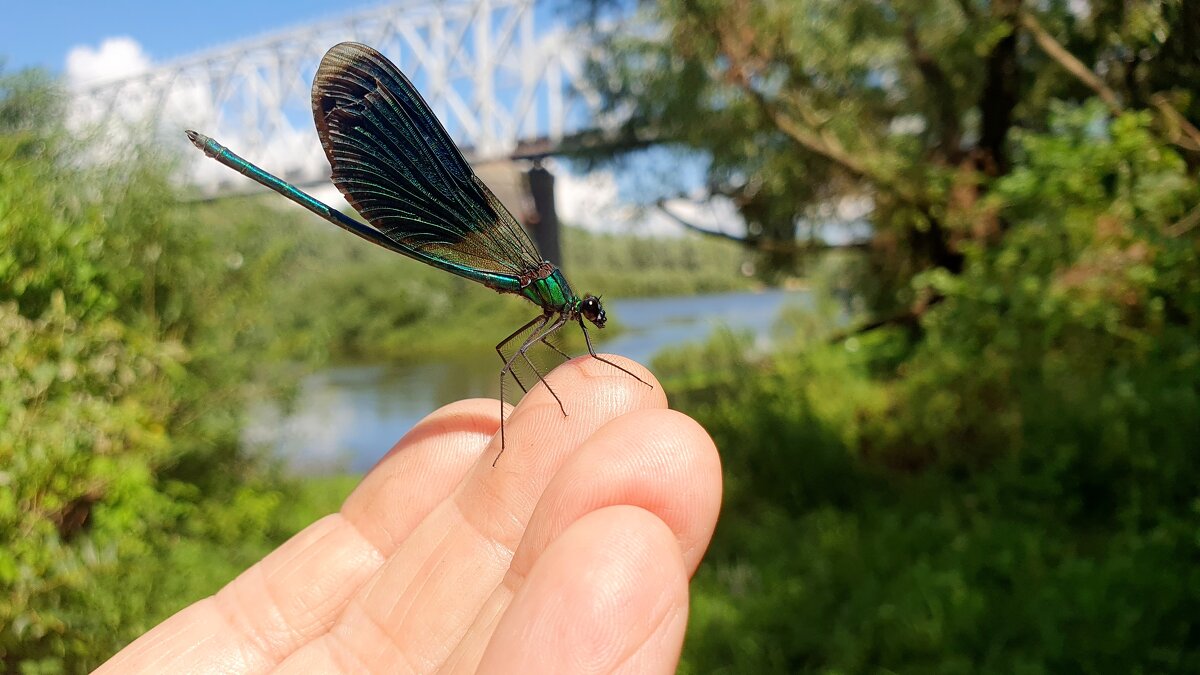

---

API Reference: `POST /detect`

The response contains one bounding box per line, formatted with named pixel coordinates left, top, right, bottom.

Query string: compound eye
left=580, top=295, right=606, bottom=326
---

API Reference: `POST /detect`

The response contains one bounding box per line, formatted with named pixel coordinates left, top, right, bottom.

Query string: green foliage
left=586, top=7, right=1200, bottom=665
left=0, top=71, right=309, bottom=672
left=277, top=475, right=360, bottom=533
left=662, top=103, right=1200, bottom=672
left=896, top=105, right=1200, bottom=475
left=564, top=225, right=753, bottom=297
left=0, top=65, right=754, bottom=671
left=585, top=0, right=1200, bottom=309
left=6, top=3, right=1200, bottom=668
left=207, top=196, right=753, bottom=363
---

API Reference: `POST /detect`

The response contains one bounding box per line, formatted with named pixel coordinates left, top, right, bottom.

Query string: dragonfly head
left=579, top=294, right=606, bottom=328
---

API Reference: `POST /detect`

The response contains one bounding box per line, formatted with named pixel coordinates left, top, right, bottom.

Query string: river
left=247, top=287, right=808, bottom=473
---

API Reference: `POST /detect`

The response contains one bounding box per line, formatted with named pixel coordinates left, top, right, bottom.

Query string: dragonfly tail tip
left=184, top=129, right=205, bottom=149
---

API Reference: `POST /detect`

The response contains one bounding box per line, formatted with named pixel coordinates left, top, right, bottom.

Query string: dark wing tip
left=312, top=42, right=388, bottom=107
left=325, top=41, right=376, bottom=58
left=311, top=42, right=388, bottom=153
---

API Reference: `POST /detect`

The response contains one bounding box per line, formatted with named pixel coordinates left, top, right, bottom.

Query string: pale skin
left=98, top=355, right=723, bottom=674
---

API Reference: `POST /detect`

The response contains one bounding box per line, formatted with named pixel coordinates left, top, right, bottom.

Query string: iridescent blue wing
left=312, top=41, right=545, bottom=278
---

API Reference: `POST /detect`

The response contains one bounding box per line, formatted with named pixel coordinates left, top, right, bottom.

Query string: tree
left=591, top=5, right=1200, bottom=671
left=583, top=0, right=1200, bottom=316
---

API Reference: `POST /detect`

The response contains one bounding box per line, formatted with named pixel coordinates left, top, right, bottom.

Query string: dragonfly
left=186, top=41, right=649, bottom=461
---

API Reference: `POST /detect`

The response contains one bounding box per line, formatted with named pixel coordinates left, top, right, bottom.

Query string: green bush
left=667, top=104, right=1200, bottom=673
left=0, top=71, right=303, bottom=672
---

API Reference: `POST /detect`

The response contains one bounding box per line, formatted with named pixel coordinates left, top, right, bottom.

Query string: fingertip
left=568, top=353, right=661, bottom=394
left=522, top=353, right=664, bottom=419
left=489, top=354, right=665, bottom=474
left=422, top=397, right=507, bottom=436
left=511, top=407, right=722, bottom=579
left=595, top=407, right=720, bottom=475
left=480, top=506, right=688, bottom=674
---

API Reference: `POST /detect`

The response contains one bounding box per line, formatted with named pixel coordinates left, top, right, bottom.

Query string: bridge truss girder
left=72, top=0, right=605, bottom=196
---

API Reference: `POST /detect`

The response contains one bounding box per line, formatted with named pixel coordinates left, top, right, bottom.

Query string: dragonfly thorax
left=517, top=268, right=605, bottom=327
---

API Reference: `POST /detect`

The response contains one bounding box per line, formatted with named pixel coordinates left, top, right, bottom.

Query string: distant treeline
left=186, top=194, right=757, bottom=364
left=564, top=226, right=757, bottom=299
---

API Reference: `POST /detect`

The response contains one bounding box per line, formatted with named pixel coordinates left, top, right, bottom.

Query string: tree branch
left=654, top=199, right=871, bottom=254
left=672, top=0, right=928, bottom=208
left=1165, top=202, right=1200, bottom=238
left=1150, top=94, right=1200, bottom=153
left=902, top=15, right=961, bottom=155
left=1021, top=10, right=1200, bottom=153
left=1019, top=10, right=1122, bottom=115
left=654, top=199, right=747, bottom=244
left=825, top=294, right=944, bottom=344
left=700, top=20, right=929, bottom=210
left=676, top=0, right=961, bottom=272
left=978, top=1, right=1021, bottom=176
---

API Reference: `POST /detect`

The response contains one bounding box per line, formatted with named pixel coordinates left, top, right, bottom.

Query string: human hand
left=98, top=355, right=722, bottom=674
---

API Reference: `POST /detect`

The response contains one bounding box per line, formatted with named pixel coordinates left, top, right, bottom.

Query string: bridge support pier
left=525, top=162, right=562, bottom=267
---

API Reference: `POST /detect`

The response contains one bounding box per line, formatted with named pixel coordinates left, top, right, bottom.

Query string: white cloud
left=64, top=36, right=276, bottom=193
left=66, top=38, right=163, bottom=139
left=553, top=162, right=747, bottom=237
left=66, top=36, right=151, bottom=88
left=555, top=164, right=623, bottom=230
left=66, top=38, right=333, bottom=198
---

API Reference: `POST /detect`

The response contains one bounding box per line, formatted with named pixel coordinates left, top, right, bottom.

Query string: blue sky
left=2, top=0, right=382, bottom=74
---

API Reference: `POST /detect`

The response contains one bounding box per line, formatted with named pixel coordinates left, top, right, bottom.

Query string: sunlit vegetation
left=584, top=0, right=1200, bottom=670
left=666, top=109, right=1200, bottom=671
left=183, top=196, right=753, bottom=364
left=0, top=68, right=752, bottom=671
left=5, top=0, right=1200, bottom=670
left=1, top=70, right=301, bottom=669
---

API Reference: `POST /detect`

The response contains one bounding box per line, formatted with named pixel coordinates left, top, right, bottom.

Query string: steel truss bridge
left=71, top=0, right=609, bottom=197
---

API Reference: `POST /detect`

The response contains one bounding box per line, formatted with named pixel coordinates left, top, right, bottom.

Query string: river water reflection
left=250, top=288, right=808, bottom=473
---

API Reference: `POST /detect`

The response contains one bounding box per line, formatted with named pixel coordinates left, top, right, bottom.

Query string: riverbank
left=250, top=288, right=811, bottom=474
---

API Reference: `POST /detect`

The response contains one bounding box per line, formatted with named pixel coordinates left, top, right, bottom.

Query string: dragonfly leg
left=578, top=318, right=654, bottom=388
left=509, top=315, right=569, bottom=403
left=517, top=350, right=551, bottom=401
left=496, top=314, right=549, bottom=395
left=502, top=313, right=570, bottom=417
left=539, top=335, right=574, bottom=361
left=494, top=313, right=569, bottom=464
left=495, top=313, right=549, bottom=457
